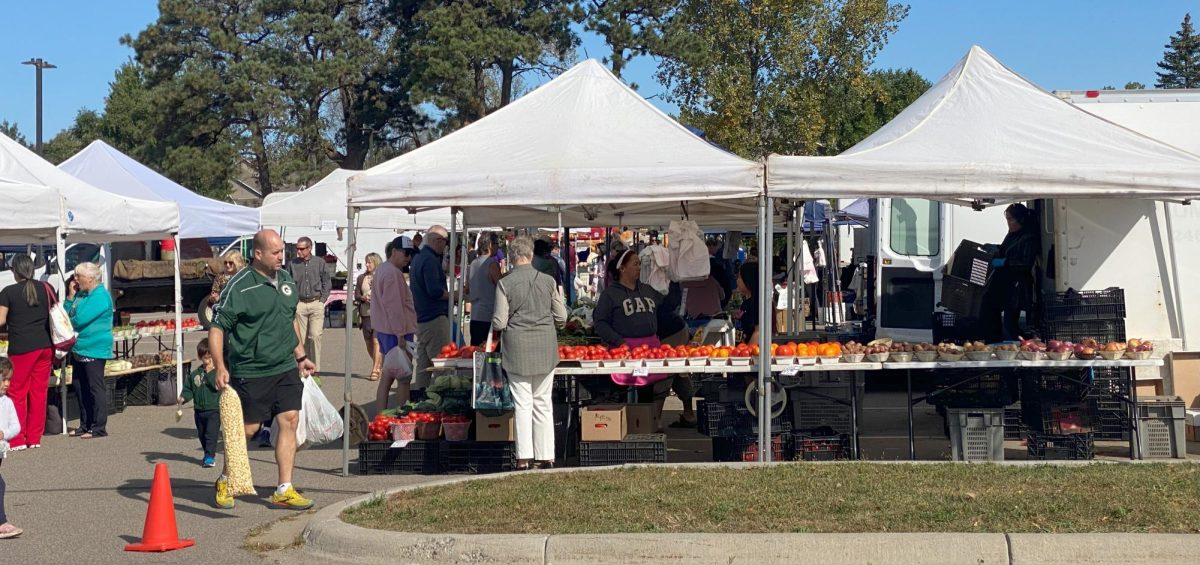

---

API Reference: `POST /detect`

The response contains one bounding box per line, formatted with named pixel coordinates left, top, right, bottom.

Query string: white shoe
left=8, top=445, right=26, bottom=452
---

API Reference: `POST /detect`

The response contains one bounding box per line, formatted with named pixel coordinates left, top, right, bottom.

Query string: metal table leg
left=1129, top=367, right=1140, bottom=460
left=907, top=369, right=915, bottom=460
left=850, top=371, right=860, bottom=460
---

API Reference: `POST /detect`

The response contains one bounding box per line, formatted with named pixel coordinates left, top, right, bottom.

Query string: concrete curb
left=303, top=463, right=1200, bottom=564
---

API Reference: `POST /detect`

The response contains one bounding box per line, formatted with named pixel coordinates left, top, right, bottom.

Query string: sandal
left=0, top=523, right=22, bottom=539
left=535, top=460, right=555, bottom=470
left=515, top=459, right=533, bottom=471
left=79, top=433, right=94, bottom=439
left=70, top=428, right=90, bottom=437
left=368, top=370, right=381, bottom=382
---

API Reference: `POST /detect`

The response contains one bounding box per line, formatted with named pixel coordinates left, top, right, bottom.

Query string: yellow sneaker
left=214, top=477, right=235, bottom=509
left=270, top=485, right=314, bottom=510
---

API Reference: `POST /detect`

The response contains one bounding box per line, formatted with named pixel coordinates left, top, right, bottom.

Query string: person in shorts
left=209, top=229, right=317, bottom=510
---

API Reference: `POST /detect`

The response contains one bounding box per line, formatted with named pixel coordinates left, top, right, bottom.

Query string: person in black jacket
left=980, top=203, right=1040, bottom=342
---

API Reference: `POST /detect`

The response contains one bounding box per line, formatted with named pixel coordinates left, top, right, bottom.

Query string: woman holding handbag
left=491, top=237, right=568, bottom=470
left=0, top=255, right=54, bottom=450
left=64, top=262, right=114, bottom=439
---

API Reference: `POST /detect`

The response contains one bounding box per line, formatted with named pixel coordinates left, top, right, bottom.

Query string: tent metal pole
left=173, top=233, right=184, bottom=411
left=756, top=196, right=774, bottom=461
left=458, top=217, right=469, bottom=342
left=1165, top=204, right=1189, bottom=350
left=342, top=207, right=358, bottom=477
left=447, top=208, right=459, bottom=344
left=786, top=207, right=794, bottom=335
left=56, top=227, right=68, bottom=435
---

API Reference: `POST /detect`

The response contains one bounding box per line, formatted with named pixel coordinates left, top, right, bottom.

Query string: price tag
left=632, top=366, right=650, bottom=377
left=390, top=440, right=411, bottom=449
left=782, top=365, right=801, bottom=377
left=320, top=220, right=338, bottom=232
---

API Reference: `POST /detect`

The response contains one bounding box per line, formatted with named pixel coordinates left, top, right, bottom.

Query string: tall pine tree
left=1156, top=13, right=1200, bottom=88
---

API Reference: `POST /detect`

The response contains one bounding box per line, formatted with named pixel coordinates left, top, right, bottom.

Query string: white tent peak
left=59, top=140, right=258, bottom=239
left=0, top=132, right=180, bottom=241
left=261, top=167, right=450, bottom=231
left=349, top=58, right=762, bottom=210
left=768, top=45, right=1200, bottom=200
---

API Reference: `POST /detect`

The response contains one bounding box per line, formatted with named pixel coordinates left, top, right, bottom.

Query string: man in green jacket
left=209, top=229, right=316, bottom=510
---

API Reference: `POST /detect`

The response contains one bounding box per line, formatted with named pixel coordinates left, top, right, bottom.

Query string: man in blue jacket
left=409, top=224, right=451, bottom=393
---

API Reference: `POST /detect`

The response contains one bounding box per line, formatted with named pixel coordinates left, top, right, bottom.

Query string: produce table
left=430, top=357, right=1165, bottom=461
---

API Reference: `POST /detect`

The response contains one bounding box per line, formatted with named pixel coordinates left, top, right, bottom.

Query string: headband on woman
left=617, top=249, right=633, bottom=270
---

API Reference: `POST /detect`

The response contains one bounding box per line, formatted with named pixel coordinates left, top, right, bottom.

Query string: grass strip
left=343, top=463, right=1200, bottom=534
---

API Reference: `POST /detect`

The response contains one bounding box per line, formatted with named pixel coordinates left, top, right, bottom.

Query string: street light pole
left=21, top=58, right=56, bottom=155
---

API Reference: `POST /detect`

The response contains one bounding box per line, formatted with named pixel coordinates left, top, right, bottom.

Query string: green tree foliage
left=826, top=68, right=930, bottom=153
left=656, top=0, right=908, bottom=159
left=1156, top=13, right=1200, bottom=88
left=0, top=121, right=29, bottom=147
left=1124, top=81, right=1146, bottom=90
left=584, top=0, right=681, bottom=81
left=407, top=0, right=581, bottom=127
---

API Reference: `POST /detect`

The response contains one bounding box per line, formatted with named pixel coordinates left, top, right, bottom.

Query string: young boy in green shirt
left=179, top=338, right=221, bottom=467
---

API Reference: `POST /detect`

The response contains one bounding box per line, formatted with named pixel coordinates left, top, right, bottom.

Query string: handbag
left=472, top=316, right=514, bottom=411
left=43, top=282, right=77, bottom=358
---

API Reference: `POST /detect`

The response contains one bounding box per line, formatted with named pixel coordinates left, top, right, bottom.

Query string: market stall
left=0, top=132, right=182, bottom=433
left=345, top=58, right=766, bottom=474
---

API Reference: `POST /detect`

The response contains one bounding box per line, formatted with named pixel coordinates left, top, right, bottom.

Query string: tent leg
left=57, top=228, right=68, bottom=435
left=447, top=208, right=459, bottom=344
left=757, top=196, right=774, bottom=461
left=342, top=208, right=358, bottom=477
left=1165, top=205, right=1189, bottom=350
left=173, top=233, right=184, bottom=414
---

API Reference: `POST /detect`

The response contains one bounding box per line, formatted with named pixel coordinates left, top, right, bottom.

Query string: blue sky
left=0, top=1, right=1196, bottom=142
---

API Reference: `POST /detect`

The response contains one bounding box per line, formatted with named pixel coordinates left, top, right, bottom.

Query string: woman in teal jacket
left=64, top=262, right=114, bottom=439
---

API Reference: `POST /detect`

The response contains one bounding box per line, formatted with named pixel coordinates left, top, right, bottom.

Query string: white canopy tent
left=0, top=180, right=64, bottom=243
left=340, top=59, right=769, bottom=472
left=59, top=140, right=258, bottom=239
left=768, top=46, right=1200, bottom=203
left=260, top=168, right=452, bottom=231
left=1, top=133, right=184, bottom=435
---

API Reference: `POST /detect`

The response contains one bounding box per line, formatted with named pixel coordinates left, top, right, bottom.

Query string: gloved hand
left=990, top=258, right=1006, bottom=267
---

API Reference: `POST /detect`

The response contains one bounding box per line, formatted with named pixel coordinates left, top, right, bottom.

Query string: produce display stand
left=113, top=327, right=203, bottom=359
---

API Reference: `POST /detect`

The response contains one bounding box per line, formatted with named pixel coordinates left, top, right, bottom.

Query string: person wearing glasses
left=210, top=251, right=247, bottom=305
left=409, top=225, right=451, bottom=394
left=286, top=237, right=331, bottom=373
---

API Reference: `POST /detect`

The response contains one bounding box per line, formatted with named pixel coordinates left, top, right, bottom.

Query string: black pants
left=72, top=357, right=108, bottom=436
left=0, top=460, right=7, bottom=524
left=194, top=409, right=221, bottom=457
left=470, top=320, right=491, bottom=347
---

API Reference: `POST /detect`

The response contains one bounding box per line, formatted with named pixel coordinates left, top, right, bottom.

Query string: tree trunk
left=500, top=59, right=514, bottom=107
left=248, top=111, right=273, bottom=195
left=338, top=87, right=370, bottom=170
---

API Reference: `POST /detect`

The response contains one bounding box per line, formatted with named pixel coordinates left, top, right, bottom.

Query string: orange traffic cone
left=125, top=463, right=196, bottom=552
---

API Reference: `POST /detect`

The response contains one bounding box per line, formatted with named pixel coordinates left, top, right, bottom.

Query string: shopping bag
left=44, top=282, right=77, bottom=358
left=300, top=376, right=343, bottom=446
left=381, top=346, right=412, bottom=382
left=472, top=333, right=513, bottom=410
left=219, top=388, right=256, bottom=496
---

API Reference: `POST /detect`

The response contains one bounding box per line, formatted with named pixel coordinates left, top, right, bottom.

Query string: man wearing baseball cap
left=409, top=225, right=451, bottom=394
left=370, top=236, right=418, bottom=409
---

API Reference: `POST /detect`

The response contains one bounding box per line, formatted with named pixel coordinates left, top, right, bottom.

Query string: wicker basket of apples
left=1124, top=339, right=1153, bottom=360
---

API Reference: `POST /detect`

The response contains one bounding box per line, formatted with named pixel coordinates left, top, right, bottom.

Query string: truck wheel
left=198, top=295, right=216, bottom=329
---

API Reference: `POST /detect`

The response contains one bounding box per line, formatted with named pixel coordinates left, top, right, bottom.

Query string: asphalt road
left=1, top=326, right=425, bottom=564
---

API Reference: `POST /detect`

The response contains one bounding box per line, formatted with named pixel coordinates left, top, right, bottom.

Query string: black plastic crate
left=106, top=378, right=125, bottom=415
left=927, top=372, right=1012, bottom=408
left=553, top=374, right=578, bottom=404
left=793, top=427, right=851, bottom=461
left=1027, top=431, right=1094, bottom=460
left=697, top=378, right=724, bottom=399
left=1004, top=403, right=1023, bottom=440
left=119, top=372, right=156, bottom=406
left=356, top=440, right=441, bottom=475
left=1043, top=288, right=1126, bottom=323
left=553, top=402, right=579, bottom=460
left=579, top=434, right=666, bottom=466
left=711, top=433, right=788, bottom=462
left=941, top=275, right=984, bottom=318
left=700, top=400, right=791, bottom=438
left=948, top=240, right=994, bottom=286
left=790, top=386, right=860, bottom=433
left=1042, top=319, right=1125, bottom=345
left=440, top=441, right=516, bottom=474
left=1024, top=372, right=1091, bottom=404
left=933, top=311, right=980, bottom=345
left=1039, top=403, right=1092, bottom=435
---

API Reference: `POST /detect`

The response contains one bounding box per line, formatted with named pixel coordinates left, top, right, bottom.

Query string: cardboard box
left=475, top=411, right=514, bottom=442
left=580, top=404, right=627, bottom=442
left=626, top=404, right=658, bottom=435
left=1169, top=352, right=1200, bottom=408
left=1136, top=380, right=1164, bottom=398
left=1187, top=424, right=1199, bottom=443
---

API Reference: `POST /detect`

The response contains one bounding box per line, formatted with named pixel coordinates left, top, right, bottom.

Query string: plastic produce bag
left=300, top=376, right=343, bottom=446
left=219, top=388, right=255, bottom=496
left=382, top=346, right=412, bottom=382
left=473, top=349, right=514, bottom=411
left=667, top=220, right=711, bottom=282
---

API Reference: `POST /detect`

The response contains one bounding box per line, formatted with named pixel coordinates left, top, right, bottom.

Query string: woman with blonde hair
left=209, top=250, right=246, bottom=304
left=356, top=252, right=385, bottom=380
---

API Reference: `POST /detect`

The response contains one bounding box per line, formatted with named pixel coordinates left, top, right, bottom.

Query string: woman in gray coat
left=491, top=236, right=568, bottom=469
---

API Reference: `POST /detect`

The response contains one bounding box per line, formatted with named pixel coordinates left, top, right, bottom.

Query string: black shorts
left=231, top=368, right=303, bottom=424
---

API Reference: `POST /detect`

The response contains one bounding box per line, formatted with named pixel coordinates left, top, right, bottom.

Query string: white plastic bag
left=271, top=376, right=344, bottom=449
left=301, top=376, right=343, bottom=446
left=382, top=346, right=412, bottom=382
left=667, top=220, right=711, bottom=282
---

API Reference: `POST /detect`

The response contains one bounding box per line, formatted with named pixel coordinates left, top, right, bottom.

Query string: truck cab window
left=65, top=243, right=102, bottom=272
left=889, top=198, right=940, bottom=257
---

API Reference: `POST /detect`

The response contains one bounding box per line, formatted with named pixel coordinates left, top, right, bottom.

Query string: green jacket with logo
left=212, top=267, right=300, bottom=379
left=182, top=366, right=221, bottom=411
